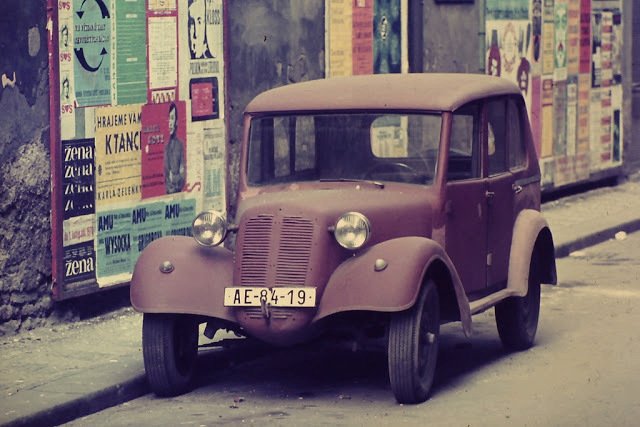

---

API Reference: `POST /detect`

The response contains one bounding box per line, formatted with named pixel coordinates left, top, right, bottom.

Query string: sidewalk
left=2, top=177, right=640, bottom=427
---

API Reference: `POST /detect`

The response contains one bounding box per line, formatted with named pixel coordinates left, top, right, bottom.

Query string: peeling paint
left=28, top=26, right=41, bottom=57
left=1, top=72, right=17, bottom=88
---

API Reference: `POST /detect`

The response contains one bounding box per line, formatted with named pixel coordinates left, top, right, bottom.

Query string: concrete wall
left=225, top=1, right=325, bottom=216
left=0, top=0, right=53, bottom=335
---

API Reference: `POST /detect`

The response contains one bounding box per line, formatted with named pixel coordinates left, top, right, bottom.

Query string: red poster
left=579, top=0, right=591, bottom=74
left=352, top=0, right=373, bottom=75
left=141, top=101, right=187, bottom=198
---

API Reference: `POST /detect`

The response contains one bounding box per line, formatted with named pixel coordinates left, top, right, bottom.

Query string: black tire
left=495, top=251, right=541, bottom=351
left=142, top=313, right=199, bottom=396
left=388, top=280, right=440, bottom=404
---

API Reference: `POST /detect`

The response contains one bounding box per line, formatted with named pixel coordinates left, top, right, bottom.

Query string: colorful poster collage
left=326, top=0, right=407, bottom=77
left=486, top=0, right=623, bottom=188
left=56, top=0, right=226, bottom=292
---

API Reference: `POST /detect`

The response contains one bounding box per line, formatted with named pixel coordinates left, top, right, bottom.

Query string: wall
left=0, top=0, right=53, bottom=334
left=225, top=0, right=325, bottom=216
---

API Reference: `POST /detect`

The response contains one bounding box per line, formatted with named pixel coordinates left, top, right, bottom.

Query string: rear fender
left=507, top=209, right=558, bottom=296
left=314, top=236, right=472, bottom=336
left=130, top=236, right=235, bottom=322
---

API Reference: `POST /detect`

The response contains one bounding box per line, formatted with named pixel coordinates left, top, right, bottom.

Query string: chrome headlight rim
left=192, top=210, right=228, bottom=247
left=333, top=211, right=371, bottom=250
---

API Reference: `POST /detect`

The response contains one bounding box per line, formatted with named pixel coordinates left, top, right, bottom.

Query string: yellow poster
left=328, top=0, right=353, bottom=77
left=95, top=105, right=143, bottom=208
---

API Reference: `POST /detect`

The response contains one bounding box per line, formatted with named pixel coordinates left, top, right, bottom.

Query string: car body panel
left=130, top=236, right=235, bottom=322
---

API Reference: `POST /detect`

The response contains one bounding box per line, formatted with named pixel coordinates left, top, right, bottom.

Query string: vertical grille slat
left=240, top=215, right=273, bottom=286
left=276, top=217, right=314, bottom=286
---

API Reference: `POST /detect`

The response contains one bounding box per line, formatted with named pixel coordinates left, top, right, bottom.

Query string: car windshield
left=247, top=113, right=442, bottom=186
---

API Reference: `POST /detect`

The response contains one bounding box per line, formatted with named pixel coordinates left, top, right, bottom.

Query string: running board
left=468, top=288, right=522, bottom=315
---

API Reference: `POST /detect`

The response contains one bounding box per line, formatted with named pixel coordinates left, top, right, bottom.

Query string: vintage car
left=131, top=73, right=557, bottom=404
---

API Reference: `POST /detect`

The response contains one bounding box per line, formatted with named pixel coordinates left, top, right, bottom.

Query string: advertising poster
left=62, top=138, right=95, bottom=220
left=611, top=85, right=622, bottom=163
left=113, top=0, right=147, bottom=105
left=187, top=0, right=223, bottom=61
left=147, top=15, right=178, bottom=103
left=163, top=199, right=197, bottom=237
left=62, top=214, right=96, bottom=287
left=96, top=208, right=132, bottom=284
left=373, top=0, right=401, bottom=74
left=73, top=0, right=111, bottom=107
left=141, top=101, right=187, bottom=198
left=576, top=73, right=590, bottom=179
left=531, top=0, right=542, bottom=73
left=327, top=0, right=406, bottom=77
left=591, top=10, right=602, bottom=88
left=541, top=0, right=555, bottom=76
left=566, top=0, right=580, bottom=76
left=59, top=3, right=77, bottom=139
left=130, top=202, right=165, bottom=265
left=64, top=240, right=97, bottom=286
left=600, top=11, right=613, bottom=87
left=352, top=0, right=374, bottom=75
left=541, top=76, right=554, bottom=158
left=327, top=0, right=353, bottom=77
left=552, top=80, right=567, bottom=157
left=94, top=105, right=142, bottom=208
left=611, top=10, right=622, bottom=84
left=579, top=0, right=591, bottom=75
left=600, top=87, right=612, bottom=164
left=202, top=125, right=226, bottom=211
left=553, top=0, right=567, bottom=82
left=589, top=88, right=602, bottom=169
left=190, top=77, right=219, bottom=121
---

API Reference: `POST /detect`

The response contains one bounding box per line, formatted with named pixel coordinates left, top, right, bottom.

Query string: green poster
left=163, top=199, right=197, bottom=237
left=96, top=208, right=132, bottom=279
left=114, top=0, right=147, bottom=105
left=130, top=202, right=165, bottom=264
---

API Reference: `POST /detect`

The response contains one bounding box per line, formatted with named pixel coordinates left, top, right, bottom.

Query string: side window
left=486, top=98, right=507, bottom=176
left=448, top=103, right=480, bottom=181
left=273, top=117, right=290, bottom=177
left=295, top=116, right=315, bottom=171
left=507, top=98, right=526, bottom=169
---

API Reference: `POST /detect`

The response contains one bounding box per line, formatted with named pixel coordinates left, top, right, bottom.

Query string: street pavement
left=2, top=176, right=640, bottom=427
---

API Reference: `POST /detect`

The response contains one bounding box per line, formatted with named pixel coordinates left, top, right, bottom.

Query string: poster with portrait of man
left=141, top=101, right=188, bottom=199
left=187, top=0, right=223, bottom=60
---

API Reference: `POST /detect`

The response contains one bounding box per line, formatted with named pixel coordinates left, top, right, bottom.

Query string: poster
left=96, top=208, right=132, bottom=284
left=190, top=77, right=219, bottom=121
left=373, top=0, right=401, bottom=74
left=141, top=101, right=187, bottom=198
left=163, top=199, right=197, bottom=237
left=73, top=0, right=111, bottom=107
left=113, top=0, right=147, bottom=105
left=130, top=202, right=165, bottom=264
left=566, top=0, right=580, bottom=76
left=148, top=15, right=178, bottom=102
left=352, top=0, right=374, bottom=75
left=62, top=138, right=95, bottom=219
left=202, top=125, right=226, bottom=210
left=327, top=0, right=406, bottom=77
left=64, top=240, right=97, bottom=286
left=95, top=105, right=142, bottom=207
left=553, top=0, right=567, bottom=82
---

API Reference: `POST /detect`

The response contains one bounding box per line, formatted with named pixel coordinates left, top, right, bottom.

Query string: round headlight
left=192, top=210, right=227, bottom=247
left=334, top=212, right=371, bottom=250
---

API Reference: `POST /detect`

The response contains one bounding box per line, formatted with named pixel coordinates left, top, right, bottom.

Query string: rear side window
left=508, top=98, right=526, bottom=169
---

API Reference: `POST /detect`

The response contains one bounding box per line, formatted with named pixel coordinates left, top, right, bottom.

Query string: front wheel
left=388, top=280, right=440, bottom=404
left=142, top=313, right=199, bottom=396
left=495, top=251, right=541, bottom=350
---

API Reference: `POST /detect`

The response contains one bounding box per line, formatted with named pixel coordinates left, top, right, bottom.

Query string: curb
left=3, top=375, right=149, bottom=427
left=553, top=218, right=640, bottom=258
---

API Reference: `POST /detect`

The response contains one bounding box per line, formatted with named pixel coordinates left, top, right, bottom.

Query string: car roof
left=245, top=73, right=521, bottom=114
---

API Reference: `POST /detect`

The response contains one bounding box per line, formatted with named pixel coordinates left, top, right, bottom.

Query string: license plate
left=223, top=287, right=316, bottom=307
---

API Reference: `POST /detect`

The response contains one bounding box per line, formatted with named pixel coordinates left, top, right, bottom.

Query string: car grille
left=239, top=214, right=314, bottom=320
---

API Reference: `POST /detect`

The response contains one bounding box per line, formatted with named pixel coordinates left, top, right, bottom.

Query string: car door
left=443, top=103, right=488, bottom=295
left=485, top=97, right=515, bottom=289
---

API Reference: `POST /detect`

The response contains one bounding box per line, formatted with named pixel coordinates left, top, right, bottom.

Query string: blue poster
left=73, top=0, right=111, bottom=106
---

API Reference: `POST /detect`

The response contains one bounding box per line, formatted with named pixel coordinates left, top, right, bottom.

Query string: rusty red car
left=131, top=73, right=557, bottom=404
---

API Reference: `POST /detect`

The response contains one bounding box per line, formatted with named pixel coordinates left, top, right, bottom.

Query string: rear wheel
left=495, top=251, right=541, bottom=350
left=388, top=280, right=440, bottom=404
left=143, top=313, right=199, bottom=396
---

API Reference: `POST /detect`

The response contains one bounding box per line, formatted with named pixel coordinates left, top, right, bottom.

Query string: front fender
left=314, top=236, right=471, bottom=335
left=130, top=236, right=235, bottom=322
left=507, top=209, right=558, bottom=296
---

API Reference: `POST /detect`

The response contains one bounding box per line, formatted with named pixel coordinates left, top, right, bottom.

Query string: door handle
left=513, top=184, right=523, bottom=194
left=485, top=190, right=495, bottom=199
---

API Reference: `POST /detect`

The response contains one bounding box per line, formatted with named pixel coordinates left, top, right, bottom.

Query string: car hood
left=235, top=185, right=435, bottom=244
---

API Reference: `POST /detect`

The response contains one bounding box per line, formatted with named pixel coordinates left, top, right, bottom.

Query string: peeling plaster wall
left=0, top=0, right=53, bottom=335
left=225, top=0, right=325, bottom=216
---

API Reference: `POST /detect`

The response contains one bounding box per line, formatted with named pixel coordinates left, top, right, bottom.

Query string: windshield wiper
left=319, top=178, right=385, bottom=189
